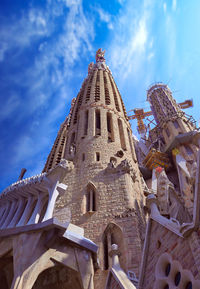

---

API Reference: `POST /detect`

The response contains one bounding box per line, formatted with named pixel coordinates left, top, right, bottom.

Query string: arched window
left=107, top=113, right=114, bottom=142
left=84, top=110, right=88, bottom=135
left=86, top=183, right=97, bottom=213
left=95, top=109, right=101, bottom=136
left=101, top=223, right=126, bottom=270
left=32, top=264, right=82, bottom=289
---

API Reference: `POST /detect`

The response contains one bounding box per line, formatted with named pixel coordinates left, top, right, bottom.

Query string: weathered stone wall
left=50, top=57, right=146, bottom=289
left=142, top=221, right=200, bottom=289
left=54, top=156, right=145, bottom=289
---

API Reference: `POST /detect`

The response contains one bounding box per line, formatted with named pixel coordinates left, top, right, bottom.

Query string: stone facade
left=0, top=49, right=200, bottom=289
left=49, top=49, right=146, bottom=288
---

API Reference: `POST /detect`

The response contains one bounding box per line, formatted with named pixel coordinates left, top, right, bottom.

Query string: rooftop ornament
left=95, top=48, right=105, bottom=62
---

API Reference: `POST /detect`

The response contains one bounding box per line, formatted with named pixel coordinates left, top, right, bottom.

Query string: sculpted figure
left=119, top=159, right=132, bottom=173
left=70, top=144, right=76, bottom=157
left=95, top=48, right=105, bottom=62
left=155, top=167, right=174, bottom=214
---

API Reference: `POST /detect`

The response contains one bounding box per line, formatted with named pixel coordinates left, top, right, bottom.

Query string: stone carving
left=88, top=62, right=94, bottom=74
left=106, top=157, right=117, bottom=173
left=155, top=167, right=174, bottom=214
left=69, top=144, right=76, bottom=157
left=105, top=158, right=137, bottom=181
left=56, top=158, right=74, bottom=172
left=154, top=167, right=190, bottom=223
left=95, top=48, right=105, bottom=62
left=118, top=159, right=137, bottom=181
left=115, top=208, right=136, bottom=219
left=118, top=159, right=132, bottom=173
left=109, top=157, right=117, bottom=168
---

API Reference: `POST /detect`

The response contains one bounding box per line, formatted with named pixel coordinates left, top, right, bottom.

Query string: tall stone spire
left=146, top=83, right=198, bottom=215
left=64, top=49, right=132, bottom=166
left=46, top=49, right=146, bottom=288
left=147, top=83, right=182, bottom=125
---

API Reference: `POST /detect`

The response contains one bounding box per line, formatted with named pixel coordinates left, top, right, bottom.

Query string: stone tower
left=1, top=51, right=200, bottom=289
left=44, top=49, right=146, bottom=288
left=147, top=83, right=199, bottom=214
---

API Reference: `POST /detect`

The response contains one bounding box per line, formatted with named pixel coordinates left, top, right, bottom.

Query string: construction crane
left=128, top=99, right=193, bottom=134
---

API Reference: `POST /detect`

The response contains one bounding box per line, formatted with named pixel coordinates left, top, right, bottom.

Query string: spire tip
left=96, top=48, right=105, bottom=62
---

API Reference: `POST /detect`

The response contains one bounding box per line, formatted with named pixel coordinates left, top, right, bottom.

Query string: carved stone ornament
left=69, top=144, right=76, bottom=157
left=88, top=62, right=94, bottom=74
left=106, top=160, right=117, bottom=173
left=58, top=159, right=74, bottom=171
left=95, top=48, right=105, bottom=62
left=118, top=159, right=132, bottom=173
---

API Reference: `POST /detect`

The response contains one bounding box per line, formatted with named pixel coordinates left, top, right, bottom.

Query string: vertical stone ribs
left=104, top=71, right=110, bottom=105
left=109, top=74, right=128, bottom=119
left=43, top=125, right=67, bottom=172
left=55, top=135, right=66, bottom=165
left=85, top=74, right=93, bottom=103
left=147, top=84, right=182, bottom=125
left=95, top=71, right=100, bottom=102
left=73, top=85, right=86, bottom=125
left=43, top=136, right=59, bottom=172
left=109, top=74, right=120, bottom=112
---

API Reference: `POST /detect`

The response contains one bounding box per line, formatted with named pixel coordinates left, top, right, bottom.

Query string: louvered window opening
left=95, top=71, right=100, bottom=102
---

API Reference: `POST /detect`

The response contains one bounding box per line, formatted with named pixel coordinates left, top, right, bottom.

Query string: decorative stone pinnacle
left=95, top=48, right=105, bottom=63
left=109, top=244, right=121, bottom=257
left=111, top=244, right=118, bottom=251
left=109, top=244, right=121, bottom=267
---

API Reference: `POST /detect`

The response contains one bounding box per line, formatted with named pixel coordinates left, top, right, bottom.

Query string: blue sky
left=0, top=0, right=200, bottom=191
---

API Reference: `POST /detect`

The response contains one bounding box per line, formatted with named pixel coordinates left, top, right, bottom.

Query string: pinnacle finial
left=96, top=48, right=105, bottom=62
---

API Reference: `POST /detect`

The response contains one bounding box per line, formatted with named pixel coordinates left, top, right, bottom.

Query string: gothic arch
left=100, top=222, right=126, bottom=271
left=84, top=182, right=97, bottom=213
left=32, top=263, right=82, bottom=289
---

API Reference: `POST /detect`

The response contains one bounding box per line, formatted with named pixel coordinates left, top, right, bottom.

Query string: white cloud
left=0, top=0, right=94, bottom=114
left=29, top=10, right=47, bottom=29
left=163, top=2, right=167, bottom=13
left=96, top=7, right=114, bottom=30
left=172, top=0, right=177, bottom=11
left=0, top=42, right=8, bottom=61
left=147, top=52, right=154, bottom=61
left=0, top=0, right=95, bottom=178
left=0, top=9, right=50, bottom=62
left=109, top=0, right=153, bottom=81
left=0, top=94, right=20, bottom=121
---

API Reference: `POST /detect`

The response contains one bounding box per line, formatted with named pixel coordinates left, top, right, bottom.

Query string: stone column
left=16, top=196, right=35, bottom=227
left=8, top=198, right=26, bottom=228
left=27, top=193, right=47, bottom=224
left=0, top=202, right=10, bottom=227
left=42, top=181, right=59, bottom=222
